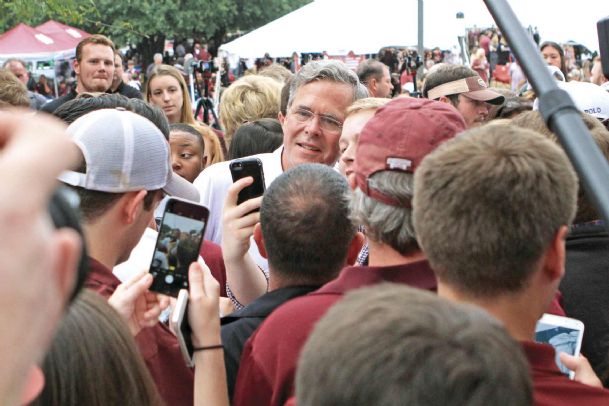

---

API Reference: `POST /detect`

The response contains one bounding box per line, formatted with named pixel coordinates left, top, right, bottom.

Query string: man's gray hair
left=288, top=60, right=365, bottom=107
left=350, top=171, right=418, bottom=255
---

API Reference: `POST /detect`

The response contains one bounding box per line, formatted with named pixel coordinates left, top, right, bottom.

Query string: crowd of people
left=1, top=24, right=609, bottom=406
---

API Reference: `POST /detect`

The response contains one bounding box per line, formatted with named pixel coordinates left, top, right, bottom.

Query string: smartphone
left=149, top=198, right=209, bottom=297
left=171, top=289, right=194, bottom=367
left=229, top=157, right=266, bottom=206
left=535, top=313, right=584, bottom=379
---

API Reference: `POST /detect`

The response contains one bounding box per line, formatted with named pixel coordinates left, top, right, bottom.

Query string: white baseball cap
left=533, top=81, right=609, bottom=121
left=59, top=108, right=200, bottom=201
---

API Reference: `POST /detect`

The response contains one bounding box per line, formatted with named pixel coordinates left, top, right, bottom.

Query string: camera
left=191, top=60, right=217, bottom=76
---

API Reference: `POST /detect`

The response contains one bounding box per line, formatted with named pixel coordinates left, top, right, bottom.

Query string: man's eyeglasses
left=290, top=108, right=343, bottom=133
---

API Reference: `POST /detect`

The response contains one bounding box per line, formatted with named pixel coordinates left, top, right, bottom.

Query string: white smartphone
left=170, top=289, right=194, bottom=367
left=535, top=313, right=584, bottom=379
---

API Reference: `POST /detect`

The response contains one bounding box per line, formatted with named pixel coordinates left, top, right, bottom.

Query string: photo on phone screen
left=171, top=290, right=194, bottom=367
left=229, top=157, right=265, bottom=206
left=535, top=314, right=584, bottom=379
left=149, top=198, right=209, bottom=297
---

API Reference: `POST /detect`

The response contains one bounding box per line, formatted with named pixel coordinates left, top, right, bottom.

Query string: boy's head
left=413, top=125, right=578, bottom=299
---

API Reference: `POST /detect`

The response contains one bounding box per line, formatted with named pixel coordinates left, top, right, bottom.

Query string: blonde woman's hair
left=193, top=123, right=225, bottom=166
left=219, top=75, right=282, bottom=145
left=345, top=97, right=390, bottom=117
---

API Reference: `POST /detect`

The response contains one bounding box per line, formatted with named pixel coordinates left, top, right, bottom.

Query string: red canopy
left=0, top=21, right=89, bottom=60
left=35, top=20, right=90, bottom=48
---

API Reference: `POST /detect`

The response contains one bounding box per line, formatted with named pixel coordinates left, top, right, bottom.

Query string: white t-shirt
left=192, top=146, right=284, bottom=270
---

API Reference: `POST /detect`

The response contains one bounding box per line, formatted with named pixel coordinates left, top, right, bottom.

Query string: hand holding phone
left=535, top=314, right=584, bottom=379
left=149, top=198, right=209, bottom=297
left=229, top=157, right=265, bottom=207
left=171, top=262, right=222, bottom=367
left=221, top=177, right=263, bottom=264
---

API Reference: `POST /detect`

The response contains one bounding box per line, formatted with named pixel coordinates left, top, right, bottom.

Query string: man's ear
left=20, top=365, right=45, bottom=404
left=346, top=231, right=366, bottom=266
left=541, top=225, right=569, bottom=283
left=72, top=59, right=80, bottom=76
left=368, top=78, right=378, bottom=95
left=438, top=95, right=452, bottom=105
left=200, top=155, right=208, bottom=170
left=277, top=111, right=286, bottom=124
left=253, top=223, right=267, bottom=259
left=120, top=190, right=148, bottom=225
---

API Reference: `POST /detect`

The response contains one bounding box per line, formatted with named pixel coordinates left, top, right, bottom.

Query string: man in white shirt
left=194, top=60, right=366, bottom=304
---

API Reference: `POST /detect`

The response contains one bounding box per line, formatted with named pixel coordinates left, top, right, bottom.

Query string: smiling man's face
left=281, top=80, right=353, bottom=170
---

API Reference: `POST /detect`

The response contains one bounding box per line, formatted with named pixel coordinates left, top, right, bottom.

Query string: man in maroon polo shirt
left=232, top=97, right=467, bottom=406
left=412, top=125, right=609, bottom=405
left=58, top=108, right=199, bottom=406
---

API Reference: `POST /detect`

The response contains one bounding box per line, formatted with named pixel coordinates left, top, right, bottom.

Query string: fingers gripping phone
left=535, top=314, right=585, bottom=379
left=229, top=157, right=266, bottom=207
left=171, top=289, right=194, bottom=367
left=149, top=198, right=209, bottom=297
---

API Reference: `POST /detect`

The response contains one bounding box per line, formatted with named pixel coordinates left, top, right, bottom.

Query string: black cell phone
left=171, top=290, right=194, bottom=367
left=149, top=198, right=209, bottom=297
left=229, top=157, right=266, bottom=206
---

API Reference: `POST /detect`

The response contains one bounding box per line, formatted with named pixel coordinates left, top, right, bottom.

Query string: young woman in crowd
left=540, top=41, right=568, bottom=80
left=146, top=64, right=224, bottom=166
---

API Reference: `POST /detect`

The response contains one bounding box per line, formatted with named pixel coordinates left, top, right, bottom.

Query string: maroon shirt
left=200, top=240, right=227, bottom=297
left=232, top=260, right=437, bottom=406
left=85, top=258, right=194, bottom=406
left=522, top=341, right=609, bottom=405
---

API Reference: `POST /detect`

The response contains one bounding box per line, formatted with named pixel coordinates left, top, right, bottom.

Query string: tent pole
left=484, top=0, right=609, bottom=227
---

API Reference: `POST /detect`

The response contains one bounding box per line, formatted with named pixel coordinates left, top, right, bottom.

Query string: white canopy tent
left=220, top=0, right=609, bottom=58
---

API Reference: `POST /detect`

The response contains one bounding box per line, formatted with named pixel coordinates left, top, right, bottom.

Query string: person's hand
left=187, top=262, right=221, bottom=347
left=0, top=111, right=81, bottom=405
left=108, top=272, right=170, bottom=336
left=221, top=177, right=262, bottom=263
left=559, top=353, right=603, bottom=388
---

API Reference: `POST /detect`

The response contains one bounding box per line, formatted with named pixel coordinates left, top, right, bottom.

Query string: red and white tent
left=35, top=20, right=90, bottom=48
left=0, top=21, right=89, bottom=60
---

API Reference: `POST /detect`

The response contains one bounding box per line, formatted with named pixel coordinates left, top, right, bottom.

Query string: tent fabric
left=220, top=0, right=609, bottom=59
left=0, top=21, right=90, bottom=60
left=35, top=20, right=90, bottom=47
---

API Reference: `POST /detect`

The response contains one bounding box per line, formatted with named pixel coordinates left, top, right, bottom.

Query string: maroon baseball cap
left=354, top=97, right=466, bottom=206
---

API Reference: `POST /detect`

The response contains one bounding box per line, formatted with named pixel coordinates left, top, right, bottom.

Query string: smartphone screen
left=149, top=198, right=209, bottom=297
left=229, top=157, right=265, bottom=206
left=171, top=290, right=194, bottom=367
left=535, top=314, right=584, bottom=379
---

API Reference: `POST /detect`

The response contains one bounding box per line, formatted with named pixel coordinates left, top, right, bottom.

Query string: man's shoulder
left=40, top=93, right=73, bottom=113
left=250, top=291, right=340, bottom=347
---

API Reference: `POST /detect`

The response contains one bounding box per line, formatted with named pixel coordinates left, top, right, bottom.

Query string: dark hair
left=540, top=41, right=568, bottom=79
left=54, top=93, right=170, bottom=139
left=170, top=123, right=205, bottom=151
left=32, top=290, right=163, bottom=406
left=296, top=284, right=533, bottom=406
left=260, top=164, right=355, bottom=284
left=228, top=118, right=284, bottom=160
left=422, top=64, right=478, bottom=99
left=71, top=187, right=161, bottom=222
left=356, top=59, right=385, bottom=85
